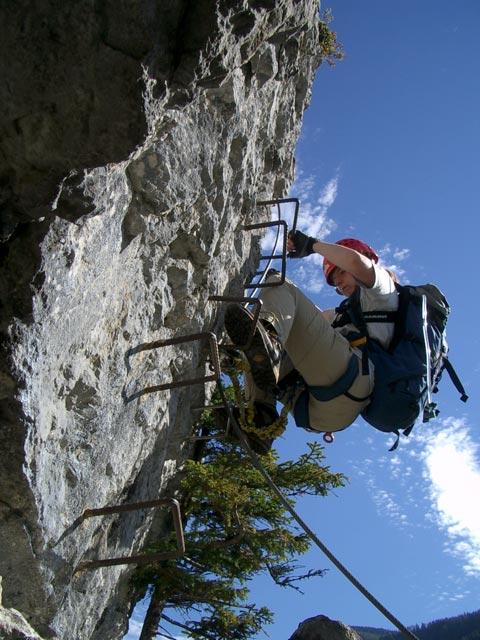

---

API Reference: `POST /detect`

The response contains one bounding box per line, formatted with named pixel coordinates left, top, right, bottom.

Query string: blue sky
left=125, top=2, right=479, bottom=638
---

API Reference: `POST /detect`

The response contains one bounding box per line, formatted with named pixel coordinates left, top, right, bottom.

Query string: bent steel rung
left=190, top=403, right=234, bottom=441
left=76, top=498, right=185, bottom=570
left=125, top=332, right=221, bottom=400
left=242, top=219, right=288, bottom=288
left=242, top=197, right=299, bottom=290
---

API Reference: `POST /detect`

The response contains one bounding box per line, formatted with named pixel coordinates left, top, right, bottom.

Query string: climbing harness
left=291, top=353, right=371, bottom=433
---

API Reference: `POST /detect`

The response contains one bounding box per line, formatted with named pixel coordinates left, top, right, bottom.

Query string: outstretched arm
left=288, top=231, right=375, bottom=288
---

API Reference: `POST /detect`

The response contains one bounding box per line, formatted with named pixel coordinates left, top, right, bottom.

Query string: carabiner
left=323, top=432, right=334, bottom=444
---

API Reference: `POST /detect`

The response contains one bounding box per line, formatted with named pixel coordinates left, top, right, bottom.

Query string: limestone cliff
left=0, top=2, right=323, bottom=638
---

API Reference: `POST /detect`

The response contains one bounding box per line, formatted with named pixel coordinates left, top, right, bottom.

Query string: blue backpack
left=333, top=283, right=468, bottom=449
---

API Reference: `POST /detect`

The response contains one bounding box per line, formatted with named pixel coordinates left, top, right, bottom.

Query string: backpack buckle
left=423, top=402, right=439, bottom=422
left=350, top=336, right=367, bottom=348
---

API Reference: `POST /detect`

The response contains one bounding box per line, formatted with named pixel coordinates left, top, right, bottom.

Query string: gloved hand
left=287, top=230, right=318, bottom=259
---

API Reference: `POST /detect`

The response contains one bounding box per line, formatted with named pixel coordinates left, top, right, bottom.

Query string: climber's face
left=331, top=268, right=357, bottom=297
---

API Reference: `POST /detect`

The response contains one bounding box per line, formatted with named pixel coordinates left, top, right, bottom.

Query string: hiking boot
left=224, top=304, right=282, bottom=393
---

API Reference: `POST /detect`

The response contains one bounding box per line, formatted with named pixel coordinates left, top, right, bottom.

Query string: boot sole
left=224, top=305, right=278, bottom=393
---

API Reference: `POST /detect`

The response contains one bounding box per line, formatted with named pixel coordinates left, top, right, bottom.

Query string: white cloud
left=294, top=172, right=317, bottom=202
left=393, top=248, right=410, bottom=261
left=294, top=174, right=338, bottom=239
left=373, top=487, right=409, bottom=520
left=418, top=419, right=480, bottom=576
left=317, top=177, right=339, bottom=208
left=287, top=254, right=330, bottom=295
left=355, top=418, right=480, bottom=578
left=377, top=243, right=411, bottom=281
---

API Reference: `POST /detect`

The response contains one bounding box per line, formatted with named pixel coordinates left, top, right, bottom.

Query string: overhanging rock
left=0, top=2, right=323, bottom=638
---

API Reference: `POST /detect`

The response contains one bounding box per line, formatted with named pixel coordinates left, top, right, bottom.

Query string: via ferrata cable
left=216, top=378, right=420, bottom=640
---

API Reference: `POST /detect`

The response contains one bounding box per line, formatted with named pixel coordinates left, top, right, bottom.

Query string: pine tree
left=133, top=388, right=346, bottom=640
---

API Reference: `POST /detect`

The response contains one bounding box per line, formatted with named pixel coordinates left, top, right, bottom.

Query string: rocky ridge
left=0, top=2, right=324, bottom=639
left=289, top=615, right=363, bottom=640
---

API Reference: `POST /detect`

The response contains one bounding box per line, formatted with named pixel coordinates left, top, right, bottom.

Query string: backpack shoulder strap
left=442, top=358, right=469, bottom=402
left=339, top=288, right=372, bottom=374
left=384, top=282, right=410, bottom=352
left=332, top=287, right=371, bottom=336
left=331, top=293, right=358, bottom=329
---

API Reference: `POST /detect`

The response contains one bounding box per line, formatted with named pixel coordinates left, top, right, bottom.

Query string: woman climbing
left=224, top=230, right=399, bottom=440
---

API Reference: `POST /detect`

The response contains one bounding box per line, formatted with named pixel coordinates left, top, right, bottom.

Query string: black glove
left=287, top=230, right=318, bottom=259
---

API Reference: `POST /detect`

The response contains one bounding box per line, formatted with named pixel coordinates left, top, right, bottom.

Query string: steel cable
left=215, top=378, right=420, bottom=640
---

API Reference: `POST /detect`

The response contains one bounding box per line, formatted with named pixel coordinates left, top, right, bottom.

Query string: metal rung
left=190, top=403, right=233, bottom=441
left=241, top=219, right=287, bottom=289
left=76, top=498, right=185, bottom=571
left=242, top=197, right=299, bottom=290
left=208, top=296, right=262, bottom=350
left=257, top=197, right=300, bottom=222
left=259, top=254, right=285, bottom=261
left=125, top=332, right=221, bottom=401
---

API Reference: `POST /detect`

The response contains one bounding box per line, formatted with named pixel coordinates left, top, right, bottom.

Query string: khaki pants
left=257, top=273, right=374, bottom=432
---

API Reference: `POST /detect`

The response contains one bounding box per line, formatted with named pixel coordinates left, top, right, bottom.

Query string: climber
left=224, top=230, right=398, bottom=439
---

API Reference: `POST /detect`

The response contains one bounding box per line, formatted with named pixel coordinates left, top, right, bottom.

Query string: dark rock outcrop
left=0, top=578, right=44, bottom=639
left=0, top=608, right=45, bottom=640
left=289, top=615, right=363, bottom=640
left=0, top=2, right=323, bottom=639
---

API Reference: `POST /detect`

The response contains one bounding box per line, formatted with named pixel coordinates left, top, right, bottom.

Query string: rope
left=227, top=357, right=288, bottom=440
left=215, top=378, right=420, bottom=640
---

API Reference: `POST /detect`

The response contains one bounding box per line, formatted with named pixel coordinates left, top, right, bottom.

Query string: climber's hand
left=287, top=230, right=318, bottom=259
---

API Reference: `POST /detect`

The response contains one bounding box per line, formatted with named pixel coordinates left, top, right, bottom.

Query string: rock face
left=0, top=578, right=44, bottom=639
left=0, top=607, right=45, bottom=640
left=289, top=615, right=363, bottom=640
left=0, top=1, right=323, bottom=639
